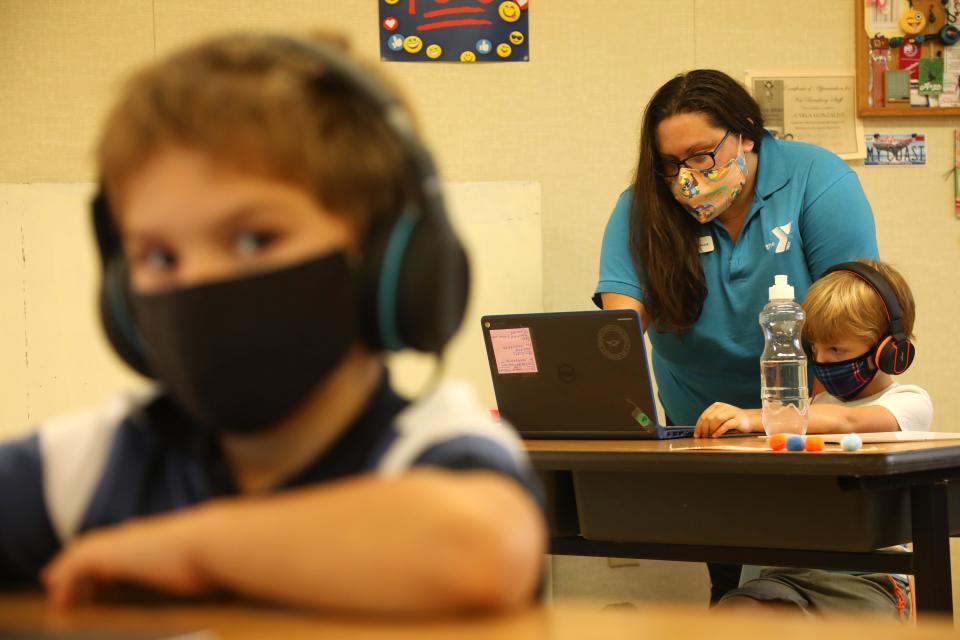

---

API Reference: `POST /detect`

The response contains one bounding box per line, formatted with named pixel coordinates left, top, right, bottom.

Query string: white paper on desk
left=669, top=445, right=766, bottom=452
left=670, top=443, right=883, bottom=453
left=820, top=431, right=960, bottom=443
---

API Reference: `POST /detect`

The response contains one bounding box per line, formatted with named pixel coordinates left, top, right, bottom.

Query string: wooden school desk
left=526, top=436, right=960, bottom=619
left=0, top=592, right=956, bottom=639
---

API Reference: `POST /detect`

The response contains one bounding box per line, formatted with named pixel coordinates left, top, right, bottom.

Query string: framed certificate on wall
left=745, top=70, right=866, bottom=161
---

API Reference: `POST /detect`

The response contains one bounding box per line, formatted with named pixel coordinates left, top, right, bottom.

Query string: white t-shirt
left=812, top=381, right=933, bottom=431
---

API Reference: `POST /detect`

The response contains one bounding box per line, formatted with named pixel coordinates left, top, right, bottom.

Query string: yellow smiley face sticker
left=509, top=30, right=524, bottom=45
left=496, top=43, right=512, bottom=58
left=900, top=9, right=926, bottom=35
left=403, top=35, right=423, bottom=54
left=498, top=1, right=521, bottom=22
left=460, top=51, right=476, bottom=62
left=426, top=44, right=442, bottom=59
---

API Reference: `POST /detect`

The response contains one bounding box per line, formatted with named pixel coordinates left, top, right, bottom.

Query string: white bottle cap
left=768, top=274, right=794, bottom=301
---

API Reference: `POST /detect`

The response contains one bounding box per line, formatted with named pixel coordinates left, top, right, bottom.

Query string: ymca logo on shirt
left=765, top=222, right=792, bottom=253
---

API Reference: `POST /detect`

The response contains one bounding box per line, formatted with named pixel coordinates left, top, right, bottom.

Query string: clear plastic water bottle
left=759, top=275, right=809, bottom=436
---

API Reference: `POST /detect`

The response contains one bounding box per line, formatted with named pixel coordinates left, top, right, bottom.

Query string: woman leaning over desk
left=594, top=69, right=879, bottom=603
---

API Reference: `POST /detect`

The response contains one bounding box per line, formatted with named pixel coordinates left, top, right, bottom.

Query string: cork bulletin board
left=856, top=0, right=960, bottom=116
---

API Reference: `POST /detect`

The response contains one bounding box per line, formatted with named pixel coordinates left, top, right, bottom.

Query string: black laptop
left=481, top=310, right=694, bottom=439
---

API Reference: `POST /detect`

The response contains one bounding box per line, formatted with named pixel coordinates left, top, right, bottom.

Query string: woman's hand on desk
left=42, top=508, right=216, bottom=610
left=695, top=403, right=762, bottom=438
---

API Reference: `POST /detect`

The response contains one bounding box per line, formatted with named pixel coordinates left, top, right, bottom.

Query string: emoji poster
left=379, top=0, right=529, bottom=63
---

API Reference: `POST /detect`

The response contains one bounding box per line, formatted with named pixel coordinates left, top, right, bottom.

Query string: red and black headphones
left=819, top=262, right=915, bottom=375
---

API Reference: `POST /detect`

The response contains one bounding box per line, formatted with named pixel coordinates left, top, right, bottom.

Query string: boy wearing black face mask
left=695, top=259, right=931, bottom=438
left=0, top=34, right=545, bottom=614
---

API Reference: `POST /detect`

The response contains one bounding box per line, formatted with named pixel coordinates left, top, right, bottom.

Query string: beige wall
left=1, top=0, right=958, bottom=613
left=2, top=1, right=956, bottom=416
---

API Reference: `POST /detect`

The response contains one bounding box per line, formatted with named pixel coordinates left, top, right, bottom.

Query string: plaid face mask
left=812, top=349, right=878, bottom=401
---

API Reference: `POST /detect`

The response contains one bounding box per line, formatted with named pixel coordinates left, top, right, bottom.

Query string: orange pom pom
left=805, top=436, right=825, bottom=452
left=769, top=433, right=788, bottom=451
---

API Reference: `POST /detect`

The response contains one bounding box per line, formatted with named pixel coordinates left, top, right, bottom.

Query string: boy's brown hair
left=97, top=33, right=418, bottom=237
left=802, top=259, right=916, bottom=347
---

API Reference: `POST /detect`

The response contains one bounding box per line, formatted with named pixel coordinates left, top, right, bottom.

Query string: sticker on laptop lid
left=598, top=324, right=630, bottom=360
left=490, top=327, right=538, bottom=374
left=627, top=398, right=655, bottom=432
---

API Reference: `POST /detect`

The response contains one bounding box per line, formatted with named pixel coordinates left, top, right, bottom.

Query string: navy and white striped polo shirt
left=0, top=372, right=538, bottom=585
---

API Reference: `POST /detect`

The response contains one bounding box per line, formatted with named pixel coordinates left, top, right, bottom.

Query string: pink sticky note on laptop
left=489, top=327, right=538, bottom=374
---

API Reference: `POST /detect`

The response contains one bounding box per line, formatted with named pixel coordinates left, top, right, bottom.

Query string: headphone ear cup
left=875, top=335, right=916, bottom=375
left=361, top=210, right=469, bottom=353
left=395, top=212, right=469, bottom=352
left=92, top=188, right=153, bottom=377
left=100, top=258, right=153, bottom=377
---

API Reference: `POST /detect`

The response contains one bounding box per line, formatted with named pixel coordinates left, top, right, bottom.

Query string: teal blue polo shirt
left=594, top=133, right=879, bottom=426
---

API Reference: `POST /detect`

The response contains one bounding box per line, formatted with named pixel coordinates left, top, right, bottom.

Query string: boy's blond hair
left=97, top=33, right=417, bottom=237
left=802, top=259, right=916, bottom=346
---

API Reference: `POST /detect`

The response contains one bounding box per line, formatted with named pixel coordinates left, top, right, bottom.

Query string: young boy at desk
left=695, top=259, right=931, bottom=617
left=696, top=259, right=931, bottom=437
left=0, top=34, right=545, bottom=614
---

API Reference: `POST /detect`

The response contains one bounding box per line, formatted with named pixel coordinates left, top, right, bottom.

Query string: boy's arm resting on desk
left=43, top=468, right=546, bottom=615
left=807, top=385, right=933, bottom=433
left=695, top=403, right=898, bottom=436
left=804, top=404, right=900, bottom=434
left=695, top=404, right=762, bottom=437
left=696, top=386, right=933, bottom=436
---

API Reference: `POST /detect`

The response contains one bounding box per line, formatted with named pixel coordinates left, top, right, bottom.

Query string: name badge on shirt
left=698, top=236, right=715, bottom=254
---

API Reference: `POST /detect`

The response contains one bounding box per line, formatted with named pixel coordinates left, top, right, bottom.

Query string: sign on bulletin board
left=379, top=0, right=529, bottom=63
left=745, top=70, right=866, bottom=161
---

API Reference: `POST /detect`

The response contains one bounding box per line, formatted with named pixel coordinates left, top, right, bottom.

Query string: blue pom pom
left=786, top=435, right=805, bottom=451
left=841, top=433, right=862, bottom=452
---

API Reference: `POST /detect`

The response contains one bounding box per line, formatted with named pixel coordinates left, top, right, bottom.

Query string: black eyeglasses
left=656, top=130, right=732, bottom=177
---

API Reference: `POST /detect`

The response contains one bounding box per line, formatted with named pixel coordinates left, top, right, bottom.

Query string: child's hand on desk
left=694, top=403, right=760, bottom=438
left=42, top=507, right=215, bottom=610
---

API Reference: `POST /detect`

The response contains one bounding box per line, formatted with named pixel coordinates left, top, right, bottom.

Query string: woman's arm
left=42, top=469, right=546, bottom=614
left=600, top=292, right=649, bottom=332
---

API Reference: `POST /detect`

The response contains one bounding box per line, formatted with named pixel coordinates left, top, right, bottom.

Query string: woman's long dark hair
left=630, top=70, right=766, bottom=334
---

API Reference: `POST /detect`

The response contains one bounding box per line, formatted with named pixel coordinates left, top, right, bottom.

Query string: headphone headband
left=265, top=37, right=448, bottom=244
left=821, top=262, right=906, bottom=341
left=820, top=261, right=914, bottom=374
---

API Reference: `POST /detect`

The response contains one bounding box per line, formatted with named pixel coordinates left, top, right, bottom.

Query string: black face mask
left=131, top=252, right=359, bottom=434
